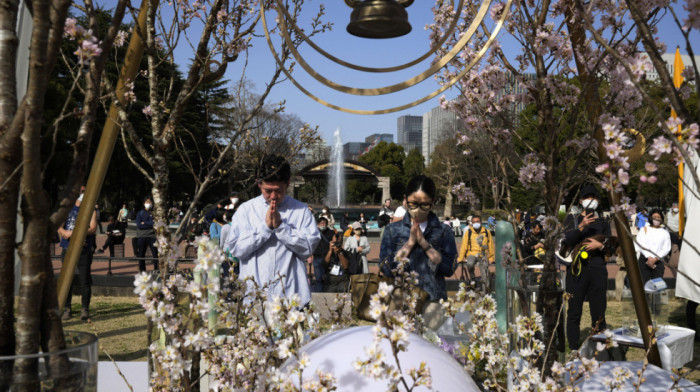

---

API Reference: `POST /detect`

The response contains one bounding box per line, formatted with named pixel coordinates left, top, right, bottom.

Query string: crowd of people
left=59, top=157, right=697, bottom=349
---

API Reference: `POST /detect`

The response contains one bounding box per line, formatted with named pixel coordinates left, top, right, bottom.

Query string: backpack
left=466, top=227, right=490, bottom=252
left=378, top=213, right=391, bottom=228
left=347, top=251, right=362, bottom=275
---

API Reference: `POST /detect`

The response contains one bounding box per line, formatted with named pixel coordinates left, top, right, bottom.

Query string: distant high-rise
left=366, top=133, right=393, bottom=144
left=422, top=107, right=465, bottom=165
left=641, top=52, right=700, bottom=82
left=397, top=115, right=422, bottom=153
left=343, top=142, right=371, bottom=160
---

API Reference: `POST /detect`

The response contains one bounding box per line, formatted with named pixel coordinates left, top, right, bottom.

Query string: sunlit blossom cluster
left=438, top=284, right=623, bottom=390
left=518, top=153, right=547, bottom=189
left=63, top=18, right=103, bottom=65
left=134, top=236, right=335, bottom=391
left=451, top=182, right=480, bottom=206
left=354, top=270, right=433, bottom=391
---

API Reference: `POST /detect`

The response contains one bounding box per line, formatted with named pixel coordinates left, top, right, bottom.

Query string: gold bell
left=345, top=0, right=414, bottom=39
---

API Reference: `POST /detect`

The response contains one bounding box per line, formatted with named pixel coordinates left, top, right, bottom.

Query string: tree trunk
left=444, top=188, right=453, bottom=219
left=0, top=1, right=20, bottom=379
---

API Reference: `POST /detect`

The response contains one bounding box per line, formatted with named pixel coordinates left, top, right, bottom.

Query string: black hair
left=224, top=209, right=234, bottom=222
left=404, top=175, right=436, bottom=200
left=143, top=196, right=152, bottom=203
left=579, top=183, right=600, bottom=199
left=257, top=154, right=291, bottom=183
left=215, top=209, right=226, bottom=222
left=533, top=221, right=543, bottom=230
left=317, top=216, right=328, bottom=224
left=649, top=208, right=664, bottom=222
left=471, top=215, right=482, bottom=222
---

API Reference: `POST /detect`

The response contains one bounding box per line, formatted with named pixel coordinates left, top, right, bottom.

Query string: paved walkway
left=52, top=233, right=680, bottom=281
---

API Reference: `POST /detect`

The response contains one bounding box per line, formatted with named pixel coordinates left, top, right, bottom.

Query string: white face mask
left=473, top=222, right=481, bottom=230
left=323, top=209, right=328, bottom=214
left=672, top=207, right=679, bottom=213
left=144, top=203, right=152, bottom=210
left=581, top=199, right=599, bottom=210
left=231, top=198, right=238, bottom=204
left=652, top=219, right=662, bottom=227
left=77, top=193, right=84, bottom=202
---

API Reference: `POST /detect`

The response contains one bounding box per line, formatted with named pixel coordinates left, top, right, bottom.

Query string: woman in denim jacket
left=380, top=176, right=457, bottom=327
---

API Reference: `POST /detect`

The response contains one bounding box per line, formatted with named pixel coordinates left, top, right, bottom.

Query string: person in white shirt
left=634, top=209, right=671, bottom=283
left=391, top=201, right=407, bottom=223
left=450, top=215, right=462, bottom=237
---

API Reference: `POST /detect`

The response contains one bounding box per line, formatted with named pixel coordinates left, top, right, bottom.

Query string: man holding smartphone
left=324, top=233, right=349, bottom=293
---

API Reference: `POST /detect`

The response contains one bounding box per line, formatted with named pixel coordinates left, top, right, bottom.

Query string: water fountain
left=327, top=128, right=345, bottom=207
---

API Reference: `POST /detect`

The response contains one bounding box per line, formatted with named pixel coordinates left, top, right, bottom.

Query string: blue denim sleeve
left=379, top=224, right=396, bottom=277
left=437, top=227, right=458, bottom=276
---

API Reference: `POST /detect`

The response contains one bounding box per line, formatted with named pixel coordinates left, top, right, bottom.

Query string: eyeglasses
left=406, top=201, right=432, bottom=211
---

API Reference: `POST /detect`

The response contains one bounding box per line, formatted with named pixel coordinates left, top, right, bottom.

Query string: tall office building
left=366, top=133, right=393, bottom=144
left=397, top=115, right=422, bottom=153
left=422, top=106, right=465, bottom=165
left=343, top=142, right=371, bottom=160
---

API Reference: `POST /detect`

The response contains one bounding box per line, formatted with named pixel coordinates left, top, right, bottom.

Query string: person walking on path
left=117, top=204, right=129, bottom=232
left=95, top=204, right=103, bottom=234
left=227, top=155, right=321, bottom=307
left=344, top=221, right=371, bottom=274
left=379, top=198, right=394, bottom=217
left=136, top=196, right=159, bottom=272
left=58, top=191, right=98, bottom=320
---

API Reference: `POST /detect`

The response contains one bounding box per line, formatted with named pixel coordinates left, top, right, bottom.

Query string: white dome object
left=281, top=326, right=479, bottom=391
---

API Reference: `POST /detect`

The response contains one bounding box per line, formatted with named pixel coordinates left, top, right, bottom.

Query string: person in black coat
left=562, top=184, right=611, bottom=350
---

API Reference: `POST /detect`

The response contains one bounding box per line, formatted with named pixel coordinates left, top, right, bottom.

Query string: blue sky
left=179, top=1, right=699, bottom=145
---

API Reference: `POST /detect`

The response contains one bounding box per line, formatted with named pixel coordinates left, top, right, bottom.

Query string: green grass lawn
left=62, top=294, right=700, bottom=384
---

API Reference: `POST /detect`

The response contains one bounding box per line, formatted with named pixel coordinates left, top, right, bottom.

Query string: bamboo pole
left=57, top=0, right=151, bottom=309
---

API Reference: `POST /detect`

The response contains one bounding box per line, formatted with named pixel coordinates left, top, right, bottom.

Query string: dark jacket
left=562, top=213, right=611, bottom=264
left=522, top=230, right=544, bottom=262
left=135, top=209, right=155, bottom=238
left=313, top=228, right=337, bottom=258
left=379, top=212, right=458, bottom=301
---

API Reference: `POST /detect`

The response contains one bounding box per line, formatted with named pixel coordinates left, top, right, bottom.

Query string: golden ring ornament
left=274, top=0, right=492, bottom=95
left=262, top=0, right=512, bottom=114
left=273, top=0, right=465, bottom=73
left=621, top=129, right=646, bottom=162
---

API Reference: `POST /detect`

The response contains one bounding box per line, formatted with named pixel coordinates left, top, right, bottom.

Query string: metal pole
left=57, top=0, right=150, bottom=310
left=609, top=195, right=662, bottom=365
